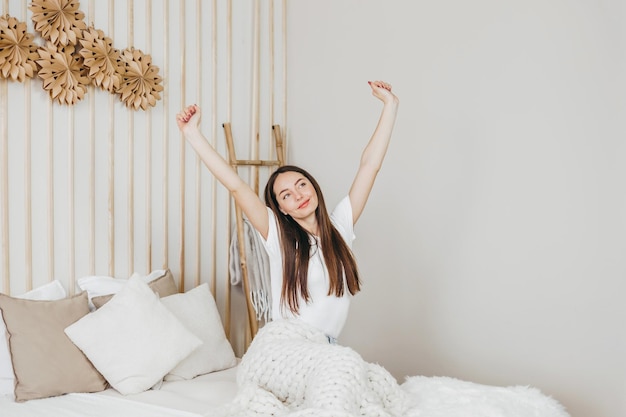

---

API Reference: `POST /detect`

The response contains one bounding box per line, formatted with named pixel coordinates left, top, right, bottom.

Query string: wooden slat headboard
left=0, top=0, right=287, bottom=356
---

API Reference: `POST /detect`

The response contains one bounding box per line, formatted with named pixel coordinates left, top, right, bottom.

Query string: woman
left=176, top=80, right=398, bottom=343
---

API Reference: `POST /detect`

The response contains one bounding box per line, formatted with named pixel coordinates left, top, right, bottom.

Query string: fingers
left=368, top=80, right=392, bottom=91
left=176, top=104, right=199, bottom=124
left=176, top=105, right=201, bottom=133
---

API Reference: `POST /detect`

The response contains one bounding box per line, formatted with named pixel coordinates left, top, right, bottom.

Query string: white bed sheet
left=0, top=364, right=239, bottom=417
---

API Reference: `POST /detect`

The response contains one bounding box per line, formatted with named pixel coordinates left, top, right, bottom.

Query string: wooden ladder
left=222, top=123, right=285, bottom=340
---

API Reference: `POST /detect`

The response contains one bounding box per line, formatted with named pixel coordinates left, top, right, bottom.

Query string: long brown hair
left=264, top=165, right=361, bottom=314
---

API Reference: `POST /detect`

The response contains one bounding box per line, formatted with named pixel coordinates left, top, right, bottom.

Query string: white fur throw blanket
left=212, top=320, right=570, bottom=417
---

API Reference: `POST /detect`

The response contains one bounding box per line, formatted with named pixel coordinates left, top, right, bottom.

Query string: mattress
left=0, top=364, right=239, bottom=417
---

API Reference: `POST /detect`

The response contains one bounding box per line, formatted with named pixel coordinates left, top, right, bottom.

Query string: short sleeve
left=330, top=196, right=355, bottom=247
left=258, top=207, right=281, bottom=256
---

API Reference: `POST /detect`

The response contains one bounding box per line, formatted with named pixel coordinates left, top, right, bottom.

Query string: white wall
left=286, top=1, right=626, bottom=416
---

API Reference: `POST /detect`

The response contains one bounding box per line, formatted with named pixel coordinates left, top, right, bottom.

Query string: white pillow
left=64, top=277, right=201, bottom=395
left=77, top=269, right=167, bottom=309
left=15, top=281, right=66, bottom=301
left=0, top=281, right=67, bottom=398
left=161, top=284, right=237, bottom=381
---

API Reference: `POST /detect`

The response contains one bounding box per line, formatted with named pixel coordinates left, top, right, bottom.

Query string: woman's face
left=273, top=171, right=319, bottom=220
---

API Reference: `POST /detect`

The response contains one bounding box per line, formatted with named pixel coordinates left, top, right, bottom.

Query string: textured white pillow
left=161, top=284, right=237, bottom=381
left=0, top=281, right=66, bottom=399
left=64, top=277, right=201, bottom=395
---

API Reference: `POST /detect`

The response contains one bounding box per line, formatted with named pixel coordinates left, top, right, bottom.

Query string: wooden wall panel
left=0, top=0, right=286, bottom=354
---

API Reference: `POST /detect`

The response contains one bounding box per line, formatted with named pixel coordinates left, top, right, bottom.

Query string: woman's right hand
left=176, top=104, right=201, bottom=133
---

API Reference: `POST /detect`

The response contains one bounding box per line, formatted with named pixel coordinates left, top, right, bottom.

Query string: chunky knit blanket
left=211, top=319, right=570, bottom=417
left=214, top=319, right=407, bottom=417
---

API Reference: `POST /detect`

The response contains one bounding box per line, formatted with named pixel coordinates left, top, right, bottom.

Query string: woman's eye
left=282, top=193, right=290, bottom=200
left=298, top=182, right=306, bottom=188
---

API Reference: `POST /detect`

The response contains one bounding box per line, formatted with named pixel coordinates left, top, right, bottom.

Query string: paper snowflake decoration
left=79, top=26, right=122, bottom=92
left=0, top=15, right=39, bottom=82
left=30, top=0, right=87, bottom=46
left=37, top=42, right=90, bottom=105
left=117, top=48, right=164, bottom=111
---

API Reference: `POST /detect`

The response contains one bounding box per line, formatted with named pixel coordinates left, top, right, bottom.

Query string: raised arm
left=176, top=105, right=269, bottom=238
left=349, top=81, right=399, bottom=224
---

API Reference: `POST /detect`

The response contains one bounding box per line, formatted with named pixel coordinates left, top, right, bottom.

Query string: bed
left=0, top=269, right=571, bottom=417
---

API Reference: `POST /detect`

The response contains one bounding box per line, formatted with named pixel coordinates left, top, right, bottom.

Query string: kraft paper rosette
left=37, top=42, right=90, bottom=105
left=0, top=15, right=39, bottom=82
left=79, top=26, right=122, bottom=93
left=29, top=0, right=87, bottom=46
left=117, top=48, right=164, bottom=111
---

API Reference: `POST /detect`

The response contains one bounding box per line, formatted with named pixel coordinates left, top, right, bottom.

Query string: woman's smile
left=298, top=199, right=310, bottom=209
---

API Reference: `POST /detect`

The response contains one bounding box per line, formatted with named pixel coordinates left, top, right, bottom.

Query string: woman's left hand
left=368, top=80, right=398, bottom=106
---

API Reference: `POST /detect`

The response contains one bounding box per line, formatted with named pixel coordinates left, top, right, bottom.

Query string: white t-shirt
left=259, top=196, right=355, bottom=339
